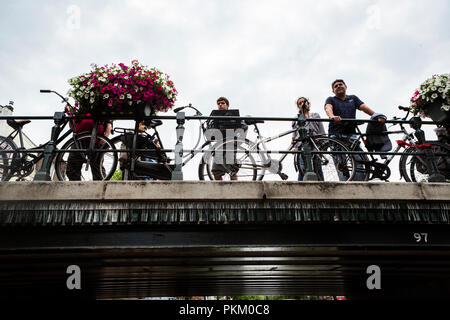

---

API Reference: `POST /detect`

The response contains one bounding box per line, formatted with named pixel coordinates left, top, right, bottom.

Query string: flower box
left=66, top=60, right=177, bottom=119
left=422, top=98, right=450, bottom=124
left=410, top=74, right=450, bottom=125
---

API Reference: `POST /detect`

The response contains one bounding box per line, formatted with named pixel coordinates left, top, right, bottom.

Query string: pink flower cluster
left=67, top=60, right=177, bottom=115
left=410, top=90, right=421, bottom=106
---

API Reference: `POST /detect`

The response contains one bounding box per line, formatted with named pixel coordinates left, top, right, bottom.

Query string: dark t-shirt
left=325, top=95, right=364, bottom=135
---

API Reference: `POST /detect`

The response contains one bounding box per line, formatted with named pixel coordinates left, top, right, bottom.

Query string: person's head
left=296, top=97, right=310, bottom=113
left=216, top=97, right=229, bottom=110
left=331, top=79, right=347, bottom=96
left=138, top=121, right=148, bottom=132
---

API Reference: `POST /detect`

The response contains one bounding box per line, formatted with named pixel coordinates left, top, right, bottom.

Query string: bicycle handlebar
left=40, top=89, right=73, bottom=108
left=398, top=105, right=411, bottom=112
left=174, top=104, right=202, bottom=115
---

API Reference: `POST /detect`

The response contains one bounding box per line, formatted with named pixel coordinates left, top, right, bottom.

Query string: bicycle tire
left=0, top=135, right=18, bottom=181
left=54, top=133, right=118, bottom=181
left=110, top=135, right=125, bottom=180
left=349, top=146, right=370, bottom=181
left=297, top=137, right=357, bottom=182
left=400, top=142, right=450, bottom=182
left=198, top=139, right=262, bottom=181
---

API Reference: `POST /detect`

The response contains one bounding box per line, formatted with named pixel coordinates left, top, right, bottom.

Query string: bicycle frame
left=115, top=112, right=210, bottom=181
left=242, top=123, right=300, bottom=178
left=352, top=125, right=416, bottom=168
left=2, top=118, right=73, bottom=163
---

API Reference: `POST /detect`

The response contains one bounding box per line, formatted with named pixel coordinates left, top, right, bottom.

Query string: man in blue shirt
left=324, top=79, right=385, bottom=135
left=324, top=79, right=385, bottom=180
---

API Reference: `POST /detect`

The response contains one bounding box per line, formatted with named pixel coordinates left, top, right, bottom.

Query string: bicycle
left=332, top=106, right=449, bottom=181
left=111, top=104, right=223, bottom=180
left=398, top=123, right=450, bottom=182
left=0, top=91, right=117, bottom=181
left=198, top=117, right=356, bottom=181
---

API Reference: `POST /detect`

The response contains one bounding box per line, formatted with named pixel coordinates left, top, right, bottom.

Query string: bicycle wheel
left=303, top=137, right=357, bottom=182
left=0, top=136, right=17, bottom=181
left=400, top=142, right=450, bottom=182
left=55, top=133, right=118, bottom=181
left=198, top=139, right=262, bottom=181
left=110, top=136, right=125, bottom=180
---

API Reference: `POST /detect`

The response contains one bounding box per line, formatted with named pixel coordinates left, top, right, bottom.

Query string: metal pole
left=172, top=112, right=185, bottom=180
left=297, top=114, right=318, bottom=181
left=409, top=117, right=445, bottom=182
left=34, top=112, right=65, bottom=181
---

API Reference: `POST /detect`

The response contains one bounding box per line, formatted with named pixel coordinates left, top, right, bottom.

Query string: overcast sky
left=1, top=0, right=449, bottom=180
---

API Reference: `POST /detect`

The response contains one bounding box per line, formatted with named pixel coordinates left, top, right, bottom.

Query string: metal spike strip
left=0, top=201, right=448, bottom=226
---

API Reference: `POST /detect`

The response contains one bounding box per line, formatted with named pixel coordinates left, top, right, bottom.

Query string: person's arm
left=104, top=122, right=112, bottom=137
left=314, top=113, right=326, bottom=136
left=359, top=104, right=386, bottom=123
left=325, top=103, right=341, bottom=122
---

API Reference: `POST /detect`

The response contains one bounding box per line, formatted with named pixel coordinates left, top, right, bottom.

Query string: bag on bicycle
left=365, top=113, right=392, bottom=156
left=120, top=133, right=165, bottom=162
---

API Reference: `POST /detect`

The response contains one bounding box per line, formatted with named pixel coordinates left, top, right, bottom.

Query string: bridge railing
left=0, top=110, right=447, bottom=182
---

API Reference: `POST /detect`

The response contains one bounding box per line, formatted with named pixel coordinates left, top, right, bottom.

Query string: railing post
left=297, top=114, right=318, bottom=181
left=171, top=111, right=185, bottom=180
left=409, top=116, right=445, bottom=182
left=34, top=112, right=65, bottom=181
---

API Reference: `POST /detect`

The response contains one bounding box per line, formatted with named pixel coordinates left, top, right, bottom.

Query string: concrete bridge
left=0, top=181, right=449, bottom=300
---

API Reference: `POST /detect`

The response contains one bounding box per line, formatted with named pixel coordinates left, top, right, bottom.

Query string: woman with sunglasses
left=292, top=97, right=325, bottom=181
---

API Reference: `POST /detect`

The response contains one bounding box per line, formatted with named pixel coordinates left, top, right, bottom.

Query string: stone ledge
left=0, top=181, right=448, bottom=201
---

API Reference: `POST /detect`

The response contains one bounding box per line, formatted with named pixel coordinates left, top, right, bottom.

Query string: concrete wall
left=0, top=181, right=448, bottom=201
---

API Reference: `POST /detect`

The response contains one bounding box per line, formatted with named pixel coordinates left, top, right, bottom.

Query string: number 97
left=414, top=233, right=428, bottom=243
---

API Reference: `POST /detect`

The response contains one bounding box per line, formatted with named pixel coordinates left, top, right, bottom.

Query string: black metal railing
left=0, top=111, right=448, bottom=182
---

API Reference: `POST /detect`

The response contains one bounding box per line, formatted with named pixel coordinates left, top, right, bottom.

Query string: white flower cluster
left=410, top=73, right=450, bottom=114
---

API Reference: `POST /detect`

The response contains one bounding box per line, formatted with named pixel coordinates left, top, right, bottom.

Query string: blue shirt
left=325, top=95, right=364, bottom=135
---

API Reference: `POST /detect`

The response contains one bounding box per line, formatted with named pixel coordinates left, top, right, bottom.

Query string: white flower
left=431, top=93, right=438, bottom=99
left=80, top=86, right=86, bottom=91
left=103, top=94, right=109, bottom=99
left=90, top=97, right=95, bottom=103
left=84, top=94, right=89, bottom=99
left=90, top=91, right=94, bottom=96
left=128, top=101, right=132, bottom=106
left=127, top=94, right=132, bottom=99
left=442, top=105, right=450, bottom=111
left=431, top=86, right=437, bottom=91
left=119, top=95, right=125, bottom=100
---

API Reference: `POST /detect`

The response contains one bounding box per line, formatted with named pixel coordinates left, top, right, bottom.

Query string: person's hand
left=331, top=115, right=342, bottom=123
left=377, top=117, right=386, bottom=124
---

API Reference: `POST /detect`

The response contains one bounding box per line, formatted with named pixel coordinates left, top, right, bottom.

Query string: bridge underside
left=0, top=181, right=449, bottom=300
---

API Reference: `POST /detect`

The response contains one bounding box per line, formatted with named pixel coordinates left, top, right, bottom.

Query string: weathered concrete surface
left=0, top=181, right=448, bottom=201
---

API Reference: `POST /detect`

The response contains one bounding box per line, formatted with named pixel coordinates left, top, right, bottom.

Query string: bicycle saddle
left=143, top=119, right=163, bottom=128
left=7, top=119, right=31, bottom=130
left=245, top=119, right=264, bottom=125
